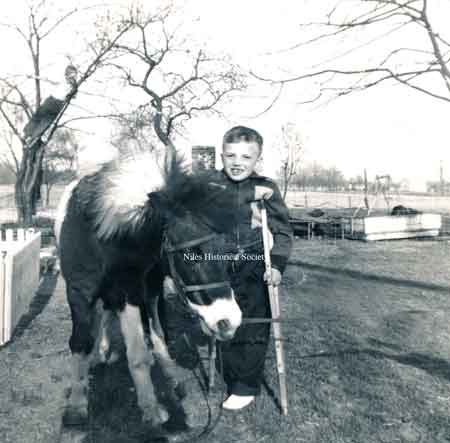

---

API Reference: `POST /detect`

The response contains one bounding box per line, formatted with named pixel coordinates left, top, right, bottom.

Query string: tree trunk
left=281, top=163, right=289, bottom=202
left=282, top=182, right=288, bottom=202
left=45, top=183, right=52, bottom=207
left=14, top=139, right=45, bottom=226
left=14, top=185, right=36, bottom=226
left=363, top=168, right=369, bottom=210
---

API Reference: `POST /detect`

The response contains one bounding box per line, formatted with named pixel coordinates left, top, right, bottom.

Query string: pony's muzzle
left=216, top=319, right=235, bottom=341
left=188, top=290, right=242, bottom=341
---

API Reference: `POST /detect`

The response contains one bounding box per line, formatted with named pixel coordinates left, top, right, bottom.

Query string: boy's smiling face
left=221, top=141, right=261, bottom=182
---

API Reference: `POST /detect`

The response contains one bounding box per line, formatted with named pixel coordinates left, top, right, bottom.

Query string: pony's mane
left=161, top=166, right=220, bottom=217
left=73, top=150, right=224, bottom=241
left=74, top=151, right=166, bottom=240
left=160, top=155, right=235, bottom=233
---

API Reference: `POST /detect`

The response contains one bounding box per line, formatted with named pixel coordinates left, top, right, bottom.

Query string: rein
left=165, top=233, right=217, bottom=253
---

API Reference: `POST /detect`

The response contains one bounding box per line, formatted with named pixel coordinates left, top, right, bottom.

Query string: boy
left=207, top=126, right=293, bottom=410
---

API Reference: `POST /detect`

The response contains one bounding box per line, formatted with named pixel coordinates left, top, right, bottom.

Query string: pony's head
left=156, top=165, right=242, bottom=341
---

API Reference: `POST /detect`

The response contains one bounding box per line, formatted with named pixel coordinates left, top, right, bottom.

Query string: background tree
left=276, top=123, right=303, bottom=200
left=41, top=129, right=79, bottom=206
left=253, top=1, right=450, bottom=104
left=293, top=162, right=346, bottom=191
left=107, top=4, right=246, bottom=161
left=0, top=0, right=132, bottom=225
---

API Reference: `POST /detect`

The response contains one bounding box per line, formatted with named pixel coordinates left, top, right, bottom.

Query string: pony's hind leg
left=119, top=302, right=168, bottom=426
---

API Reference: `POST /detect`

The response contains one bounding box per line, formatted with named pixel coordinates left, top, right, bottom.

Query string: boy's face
left=221, top=141, right=261, bottom=182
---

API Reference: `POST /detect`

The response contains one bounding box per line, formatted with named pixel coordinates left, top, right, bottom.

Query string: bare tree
left=41, top=129, right=79, bottom=206
left=253, top=1, right=450, bottom=104
left=0, top=0, right=132, bottom=225
left=108, top=4, right=246, bottom=162
left=110, top=104, right=161, bottom=156
left=277, top=123, right=303, bottom=201
left=293, top=162, right=346, bottom=191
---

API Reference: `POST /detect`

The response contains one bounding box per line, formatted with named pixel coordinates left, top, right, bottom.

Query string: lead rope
left=171, top=339, right=225, bottom=443
left=183, top=341, right=226, bottom=443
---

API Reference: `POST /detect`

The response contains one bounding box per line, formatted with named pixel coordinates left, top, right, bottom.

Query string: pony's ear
left=147, top=190, right=185, bottom=219
left=147, top=191, right=165, bottom=211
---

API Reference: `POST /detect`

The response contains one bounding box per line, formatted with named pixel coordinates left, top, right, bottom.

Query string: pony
left=56, top=150, right=242, bottom=427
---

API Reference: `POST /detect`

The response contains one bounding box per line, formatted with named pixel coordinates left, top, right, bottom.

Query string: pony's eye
left=192, top=246, right=203, bottom=256
left=184, top=247, right=203, bottom=264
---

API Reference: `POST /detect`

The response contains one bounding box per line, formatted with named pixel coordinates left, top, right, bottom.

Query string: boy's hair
left=222, top=126, right=263, bottom=154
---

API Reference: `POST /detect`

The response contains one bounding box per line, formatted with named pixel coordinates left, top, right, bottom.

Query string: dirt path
left=2, top=238, right=450, bottom=442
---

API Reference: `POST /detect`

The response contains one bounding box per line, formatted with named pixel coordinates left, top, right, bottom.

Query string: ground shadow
left=261, top=375, right=283, bottom=414
left=69, top=298, right=215, bottom=442
left=288, top=259, right=450, bottom=294
left=298, top=346, right=450, bottom=382
left=8, top=272, right=59, bottom=343
left=87, top=358, right=172, bottom=442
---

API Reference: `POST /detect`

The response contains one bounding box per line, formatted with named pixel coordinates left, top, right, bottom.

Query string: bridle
left=163, top=231, right=230, bottom=305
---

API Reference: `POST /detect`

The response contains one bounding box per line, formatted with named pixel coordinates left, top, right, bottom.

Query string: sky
left=179, top=0, right=450, bottom=191
left=1, top=0, right=449, bottom=191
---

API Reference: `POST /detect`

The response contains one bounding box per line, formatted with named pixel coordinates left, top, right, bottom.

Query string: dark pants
left=219, top=260, right=271, bottom=396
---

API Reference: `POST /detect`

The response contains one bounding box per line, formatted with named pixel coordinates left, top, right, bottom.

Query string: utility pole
left=440, top=160, right=445, bottom=196
left=363, top=168, right=369, bottom=210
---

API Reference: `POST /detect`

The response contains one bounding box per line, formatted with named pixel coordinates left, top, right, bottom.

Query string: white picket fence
left=0, top=229, right=41, bottom=346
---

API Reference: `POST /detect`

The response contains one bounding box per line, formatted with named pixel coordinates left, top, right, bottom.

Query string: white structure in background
left=0, top=229, right=41, bottom=346
left=344, top=213, right=442, bottom=241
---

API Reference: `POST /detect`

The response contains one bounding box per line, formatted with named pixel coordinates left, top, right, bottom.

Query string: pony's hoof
left=62, top=406, right=88, bottom=427
left=106, top=351, right=119, bottom=364
left=99, top=349, right=119, bottom=365
left=174, top=382, right=187, bottom=400
left=141, top=405, right=169, bottom=427
left=162, top=416, right=189, bottom=433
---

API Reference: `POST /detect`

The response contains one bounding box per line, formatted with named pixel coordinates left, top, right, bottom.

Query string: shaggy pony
left=57, top=150, right=241, bottom=428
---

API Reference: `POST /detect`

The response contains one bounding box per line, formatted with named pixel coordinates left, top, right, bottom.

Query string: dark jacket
left=204, top=169, right=293, bottom=273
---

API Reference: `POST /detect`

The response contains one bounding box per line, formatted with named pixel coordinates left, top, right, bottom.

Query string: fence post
left=6, top=229, right=13, bottom=242
left=0, top=251, right=7, bottom=345
left=17, top=229, right=25, bottom=242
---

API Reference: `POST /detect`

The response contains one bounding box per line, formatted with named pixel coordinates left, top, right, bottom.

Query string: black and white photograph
left=1, top=1, right=450, bottom=442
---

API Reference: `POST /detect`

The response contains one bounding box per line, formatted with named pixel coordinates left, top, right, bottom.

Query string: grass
left=2, top=237, right=450, bottom=442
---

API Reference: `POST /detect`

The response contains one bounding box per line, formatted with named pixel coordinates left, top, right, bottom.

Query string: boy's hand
left=264, top=267, right=282, bottom=286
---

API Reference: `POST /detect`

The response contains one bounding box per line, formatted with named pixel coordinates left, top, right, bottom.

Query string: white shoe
left=222, top=394, right=255, bottom=410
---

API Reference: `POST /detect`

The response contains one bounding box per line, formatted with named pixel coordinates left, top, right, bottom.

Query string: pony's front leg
left=96, top=308, right=119, bottom=365
left=63, top=282, right=95, bottom=426
left=148, top=316, right=190, bottom=431
left=119, top=303, right=168, bottom=426
left=63, top=353, right=90, bottom=425
left=148, top=286, right=180, bottom=385
left=149, top=316, right=184, bottom=391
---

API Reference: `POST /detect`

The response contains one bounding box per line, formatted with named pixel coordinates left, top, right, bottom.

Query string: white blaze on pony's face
left=187, top=290, right=242, bottom=341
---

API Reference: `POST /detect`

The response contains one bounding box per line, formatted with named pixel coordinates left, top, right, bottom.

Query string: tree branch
left=253, top=0, right=450, bottom=105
